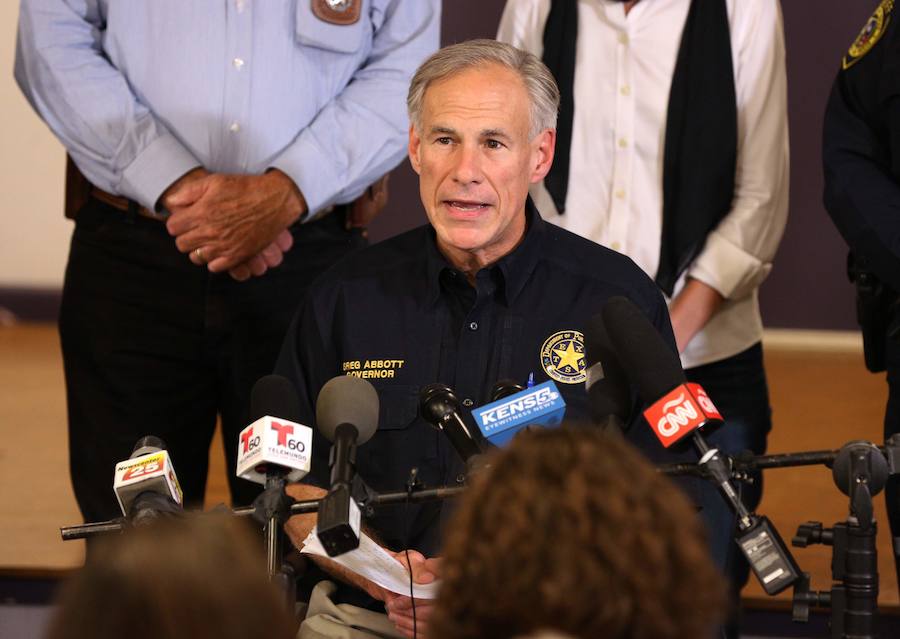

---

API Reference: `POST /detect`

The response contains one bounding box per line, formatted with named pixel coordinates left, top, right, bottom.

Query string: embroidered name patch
left=540, top=330, right=586, bottom=385
left=342, top=358, right=404, bottom=379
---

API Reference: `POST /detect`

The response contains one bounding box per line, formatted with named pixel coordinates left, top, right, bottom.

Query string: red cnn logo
left=271, top=421, right=295, bottom=447
left=643, top=383, right=722, bottom=448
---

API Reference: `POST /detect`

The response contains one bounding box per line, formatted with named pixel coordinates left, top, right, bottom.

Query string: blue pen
left=526, top=372, right=535, bottom=388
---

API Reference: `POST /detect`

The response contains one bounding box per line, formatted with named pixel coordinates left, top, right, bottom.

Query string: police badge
left=843, top=0, right=894, bottom=70
left=540, top=330, right=586, bottom=384
left=312, top=0, right=361, bottom=26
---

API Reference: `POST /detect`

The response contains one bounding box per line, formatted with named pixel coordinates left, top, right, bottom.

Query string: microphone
left=491, top=379, right=525, bottom=401
left=113, top=436, right=183, bottom=525
left=470, top=380, right=567, bottom=447
left=315, top=375, right=379, bottom=557
left=419, top=383, right=485, bottom=466
left=236, top=375, right=313, bottom=485
left=583, top=312, right=632, bottom=434
left=601, top=296, right=800, bottom=595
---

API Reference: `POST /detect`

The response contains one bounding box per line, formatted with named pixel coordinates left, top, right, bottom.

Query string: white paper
left=301, top=529, right=441, bottom=599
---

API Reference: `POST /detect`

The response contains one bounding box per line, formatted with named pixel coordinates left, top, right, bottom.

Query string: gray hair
left=407, top=39, right=560, bottom=139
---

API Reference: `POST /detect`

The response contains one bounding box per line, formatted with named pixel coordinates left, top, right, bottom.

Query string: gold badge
left=540, top=330, right=586, bottom=385
left=843, top=0, right=894, bottom=69
left=312, top=0, right=361, bottom=26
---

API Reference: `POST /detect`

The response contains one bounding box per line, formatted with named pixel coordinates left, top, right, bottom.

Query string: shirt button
left=620, top=85, right=631, bottom=96
left=232, top=57, right=245, bottom=70
left=614, top=189, right=626, bottom=199
left=229, top=122, right=240, bottom=133
left=469, top=321, right=478, bottom=331
left=618, top=32, right=629, bottom=45
left=611, top=241, right=622, bottom=251
left=618, top=138, right=628, bottom=149
left=462, top=398, right=474, bottom=408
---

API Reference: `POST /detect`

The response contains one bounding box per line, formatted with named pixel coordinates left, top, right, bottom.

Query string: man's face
left=409, top=63, right=555, bottom=268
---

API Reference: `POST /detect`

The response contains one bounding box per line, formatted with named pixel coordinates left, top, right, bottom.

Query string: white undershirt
left=498, top=0, right=789, bottom=368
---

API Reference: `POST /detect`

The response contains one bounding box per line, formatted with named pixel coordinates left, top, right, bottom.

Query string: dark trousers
left=684, top=343, right=771, bottom=635
left=60, top=197, right=366, bottom=522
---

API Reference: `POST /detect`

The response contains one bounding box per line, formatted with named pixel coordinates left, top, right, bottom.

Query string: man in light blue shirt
left=15, top=0, right=440, bottom=522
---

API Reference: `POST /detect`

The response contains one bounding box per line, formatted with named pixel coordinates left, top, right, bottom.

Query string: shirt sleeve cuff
left=269, top=133, right=342, bottom=221
left=687, top=230, right=772, bottom=300
left=118, top=133, right=201, bottom=211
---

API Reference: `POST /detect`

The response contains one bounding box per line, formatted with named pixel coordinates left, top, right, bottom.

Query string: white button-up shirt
left=498, top=0, right=789, bottom=368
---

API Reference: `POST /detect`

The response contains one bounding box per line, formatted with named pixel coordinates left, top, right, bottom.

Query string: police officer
left=278, top=39, right=686, bottom=639
left=823, top=0, right=900, bottom=587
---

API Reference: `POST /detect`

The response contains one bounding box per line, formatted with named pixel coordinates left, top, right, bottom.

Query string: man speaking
left=277, top=39, right=682, bottom=638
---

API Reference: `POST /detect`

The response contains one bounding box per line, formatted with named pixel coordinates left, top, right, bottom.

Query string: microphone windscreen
left=131, top=435, right=166, bottom=457
left=316, top=376, right=379, bottom=444
left=250, top=375, right=303, bottom=423
left=601, top=296, right=685, bottom=400
left=583, top=312, right=632, bottom=423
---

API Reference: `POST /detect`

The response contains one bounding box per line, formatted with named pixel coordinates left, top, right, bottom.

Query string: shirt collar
left=422, top=197, right=545, bottom=307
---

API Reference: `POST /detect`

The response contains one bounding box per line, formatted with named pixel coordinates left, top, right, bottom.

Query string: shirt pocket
left=356, top=384, right=439, bottom=491
left=295, top=1, right=371, bottom=54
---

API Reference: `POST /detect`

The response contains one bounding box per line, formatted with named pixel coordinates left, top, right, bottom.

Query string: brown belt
left=90, top=186, right=169, bottom=222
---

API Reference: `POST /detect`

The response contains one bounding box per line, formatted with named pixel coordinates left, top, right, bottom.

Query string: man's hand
left=225, top=229, right=294, bottom=282
left=164, top=169, right=306, bottom=273
left=669, top=278, right=725, bottom=353
left=346, top=174, right=390, bottom=234
left=383, top=550, right=441, bottom=639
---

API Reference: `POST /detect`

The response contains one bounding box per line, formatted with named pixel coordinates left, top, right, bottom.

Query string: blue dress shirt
left=14, top=0, right=440, bottom=214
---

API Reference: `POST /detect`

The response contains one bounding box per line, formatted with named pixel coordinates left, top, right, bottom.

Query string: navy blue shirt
left=276, top=202, right=677, bottom=556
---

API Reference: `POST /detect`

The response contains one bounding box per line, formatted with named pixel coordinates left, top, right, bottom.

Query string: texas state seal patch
left=843, top=0, right=894, bottom=70
left=540, top=330, right=586, bottom=384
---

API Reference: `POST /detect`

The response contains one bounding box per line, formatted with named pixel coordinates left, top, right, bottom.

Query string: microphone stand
left=60, top=485, right=466, bottom=541
left=660, top=436, right=900, bottom=639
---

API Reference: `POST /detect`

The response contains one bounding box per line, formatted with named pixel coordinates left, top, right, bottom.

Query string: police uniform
left=823, top=0, right=900, bottom=585
left=276, top=200, right=699, bottom=606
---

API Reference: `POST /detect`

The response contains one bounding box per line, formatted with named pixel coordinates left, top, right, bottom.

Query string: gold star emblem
left=553, top=341, right=583, bottom=373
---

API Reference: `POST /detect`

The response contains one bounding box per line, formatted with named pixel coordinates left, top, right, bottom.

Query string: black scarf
left=541, top=0, right=737, bottom=296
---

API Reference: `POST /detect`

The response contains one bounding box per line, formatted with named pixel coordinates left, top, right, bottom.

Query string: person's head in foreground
left=406, top=38, right=557, bottom=274
left=430, top=427, right=727, bottom=639
left=46, top=515, right=296, bottom=639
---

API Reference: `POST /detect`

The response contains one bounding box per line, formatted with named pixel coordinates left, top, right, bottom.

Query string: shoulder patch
left=843, top=0, right=894, bottom=70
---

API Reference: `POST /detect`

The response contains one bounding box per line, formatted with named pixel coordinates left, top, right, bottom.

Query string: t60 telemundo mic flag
left=642, top=382, right=723, bottom=448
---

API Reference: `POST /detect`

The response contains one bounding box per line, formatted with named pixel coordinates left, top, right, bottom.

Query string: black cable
left=404, top=468, right=419, bottom=639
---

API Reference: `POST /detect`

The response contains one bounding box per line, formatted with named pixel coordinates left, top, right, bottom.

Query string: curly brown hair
left=430, top=426, right=726, bottom=639
left=46, top=515, right=297, bottom=639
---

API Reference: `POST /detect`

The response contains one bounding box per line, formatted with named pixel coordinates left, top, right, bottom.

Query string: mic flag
left=643, top=382, right=723, bottom=448
left=472, top=380, right=566, bottom=447
left=236, top=375, right=313, bottom=485
left=113, top=436, right=183, bottom=519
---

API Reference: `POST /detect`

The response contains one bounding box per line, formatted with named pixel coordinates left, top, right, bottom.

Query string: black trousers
left=885, top=339, right=900, bottom=588
left=59, top=197, right=366, bottom=522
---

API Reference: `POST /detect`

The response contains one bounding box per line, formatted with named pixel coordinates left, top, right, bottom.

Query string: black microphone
left=583, top=312, right=632, bottom=434
left=315, top=375, right=379, bottom=557
left=112, top=436, right=183, bottom=526
left=601, top=295, right=800, bottom=595
left=490, top=379, right=525, bottom=402
left=419, top=383, right=485, bottom=470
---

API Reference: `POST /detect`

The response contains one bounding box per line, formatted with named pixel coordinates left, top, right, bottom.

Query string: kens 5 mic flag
left=472, top=380, right=566, bottom=447
left=643, top=382, right=723, bottom=448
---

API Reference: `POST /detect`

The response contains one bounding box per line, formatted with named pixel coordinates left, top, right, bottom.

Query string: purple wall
left=368, top=0, right=877, bottom=331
